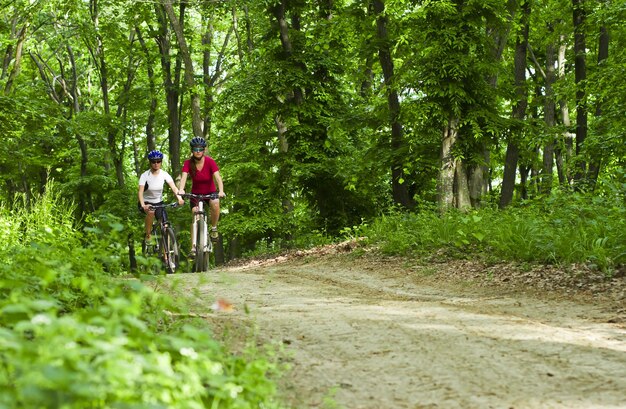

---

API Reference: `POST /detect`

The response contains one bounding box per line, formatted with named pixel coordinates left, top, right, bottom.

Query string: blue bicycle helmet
left=189, top=137, right=207, bottom=148
left=147, top=150, right=164, bottom=160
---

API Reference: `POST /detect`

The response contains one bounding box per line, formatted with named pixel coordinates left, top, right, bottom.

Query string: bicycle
left=179, top=193, right=219, bottom=273
left=141, top=202, right=180, bottom=274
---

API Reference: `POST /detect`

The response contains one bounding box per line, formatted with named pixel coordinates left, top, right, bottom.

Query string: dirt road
left=180, top=252, right=626, bottom=409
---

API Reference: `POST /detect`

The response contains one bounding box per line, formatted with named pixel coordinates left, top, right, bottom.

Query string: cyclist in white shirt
left=137, top=150, right=184, bottom=241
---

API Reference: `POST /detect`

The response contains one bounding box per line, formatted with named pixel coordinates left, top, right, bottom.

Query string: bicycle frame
left=180, top=193, right=219, bottom=272
left=143, top=202, right=180, bottom=274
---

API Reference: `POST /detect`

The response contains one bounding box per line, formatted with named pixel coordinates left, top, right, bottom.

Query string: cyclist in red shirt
left=178, top=137, right=225, bottom=256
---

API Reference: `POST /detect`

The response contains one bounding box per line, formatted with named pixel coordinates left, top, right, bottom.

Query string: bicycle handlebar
left=148, top=202, right=181, bottom=210
left=179, top=193, right=220, bottom=200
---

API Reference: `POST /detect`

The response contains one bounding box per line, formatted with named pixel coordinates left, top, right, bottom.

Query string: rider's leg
left=145, top=211, right=155, bottom=239
left=209, top=199, right=220, bottom=228
left=209, top=199, right=220, bottom=239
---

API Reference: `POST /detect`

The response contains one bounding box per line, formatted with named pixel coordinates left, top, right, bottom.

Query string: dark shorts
left=189, top=193, right=217, bottom=210
left=138, top=201, right=165, bottom=221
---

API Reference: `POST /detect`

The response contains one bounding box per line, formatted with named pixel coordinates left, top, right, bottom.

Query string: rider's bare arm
left=178, top=172, right=188, bottom=195
left=213, top=171, right=225, bottom=198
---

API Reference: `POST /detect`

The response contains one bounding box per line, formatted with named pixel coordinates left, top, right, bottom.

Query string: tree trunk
left=468, top=152, right=489, bottom=208
left=90, top=0, right=126, bottom=188
left=3, top=22, right=28, bottom=95
left=519, top=164, right=530, bottom=200
left=154, top=3, right=182, bottom=177
left=588, top=24, right=609, bottom=187
left=136, top=27, right=157, bottom=152
left=202, top=13, right=232, bottom=143
left=244, top=5, right=254, bottom=52
left=163, top=0, right=204, bottom=140
left=372, top=0, right=413, bottom=209
left=275, top=114, right=294, bottom=237
left=202, top=20, right=214, bottom=140
left=232, top=6, right=245, bottom=65
left=360, top=52, right=375, bottom=98
left=0, top=15, right=18, bottom=80
left=438, top=118, right=459, bottom=211
left=455, top=160, right=471, bottom=210
left=500, top=0, right=530, bottom=209
left=542, top=37, right=557, bottom=194
left=572, top=0, right=588, bottom=187
left=272, top=0, right=304, bottom=105
left=556, top=37, right=573, bottom=186
left=469, top=0, right=516, bottom=208
left=110, top=30, right=136, bottom=188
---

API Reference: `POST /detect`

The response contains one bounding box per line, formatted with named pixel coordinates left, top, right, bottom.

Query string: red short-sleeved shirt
left=182, top=156, right=219, bottom=194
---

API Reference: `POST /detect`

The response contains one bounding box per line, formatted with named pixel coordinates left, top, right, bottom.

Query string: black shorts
left=138, top=201, right=165, bottom=221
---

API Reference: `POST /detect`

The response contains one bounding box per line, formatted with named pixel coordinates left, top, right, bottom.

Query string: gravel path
left=178, top=253, right=626, bottom=409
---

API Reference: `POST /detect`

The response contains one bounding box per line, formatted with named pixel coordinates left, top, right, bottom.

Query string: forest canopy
left=1, top=0, right=625, bottom=258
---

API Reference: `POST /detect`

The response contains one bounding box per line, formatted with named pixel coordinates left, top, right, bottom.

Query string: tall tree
left=88, top=0, right=134, bottom=188
left=542, top=33, right=558, bottom=194
left=162, top=0, right=203, bottom=139
left=572, top=0, right=588, bottom=187
left=500, top=0, right=531, bottom=208
left=588, top=20, right=609, bottom=187
left=135, top=26, right=157, bottom=153
left=153, top=3, right=183, bottom=177
left=371, top=0, right=413, bottom=209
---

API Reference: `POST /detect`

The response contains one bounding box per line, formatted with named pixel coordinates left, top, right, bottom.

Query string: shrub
left=362, top=189, right=625, bottom=272
left=0, top=183, right=287, bottom=408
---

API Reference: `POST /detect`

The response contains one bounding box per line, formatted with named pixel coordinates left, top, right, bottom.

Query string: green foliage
left=2, top=0, right=626, bottom=264
left=0, top=184, right=287, bottom=408
left=363, top=188, right=625, bottom=273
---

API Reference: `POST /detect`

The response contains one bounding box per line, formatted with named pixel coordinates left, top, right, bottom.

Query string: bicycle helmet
left=147, top=150, right=164, bottom=160
left=189, top=137, right=207, bottom=148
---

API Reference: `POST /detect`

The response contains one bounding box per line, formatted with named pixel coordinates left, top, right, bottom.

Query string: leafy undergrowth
left=0, top=185, right=288, bottom=409
left=352, top=189, right=626, bottom=275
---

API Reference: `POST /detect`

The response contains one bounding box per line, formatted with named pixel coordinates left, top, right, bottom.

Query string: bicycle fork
left=191, top=212, right=208, bottom=251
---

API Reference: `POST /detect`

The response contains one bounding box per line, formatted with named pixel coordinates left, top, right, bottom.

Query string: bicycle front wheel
left=203, top=238, right=212, bottom=271
left=163, top=227, right=179, bottom=274
left=194, top=219, right=206, bottom=272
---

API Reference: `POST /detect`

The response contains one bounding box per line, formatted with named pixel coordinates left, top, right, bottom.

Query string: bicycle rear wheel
left=194, top=219, right=206, bottom=272
left=163, top=227, right=179, bottom=274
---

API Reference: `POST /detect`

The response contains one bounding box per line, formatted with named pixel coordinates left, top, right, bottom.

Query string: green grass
left=359, top=189, right=625, bottom=274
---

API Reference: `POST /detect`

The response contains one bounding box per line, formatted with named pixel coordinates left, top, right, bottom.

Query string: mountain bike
left=180, top=193, right=219, bottom=273
left=141, top=202, right=180, bottom=274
